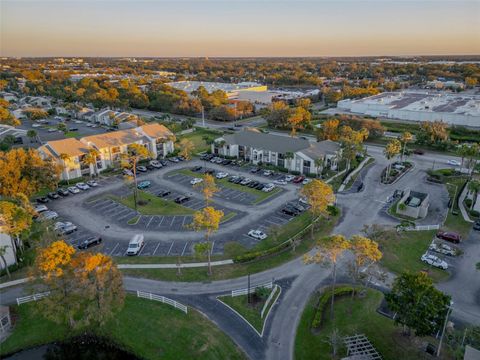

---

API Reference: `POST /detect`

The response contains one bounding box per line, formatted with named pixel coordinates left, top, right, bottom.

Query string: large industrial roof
left=167, top=81, right=265, bottom=94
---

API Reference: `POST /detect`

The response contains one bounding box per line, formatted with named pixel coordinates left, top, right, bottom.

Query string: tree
left=418, top=121, right=449, bottom=146
left=120, top=144, right=151, bottom=210
left=319, top=119, right=340, bottom=141
left=465, top=77, right=478, bottom=88
left=24, top=108, right=48, bottom=120
left=0, top=201, right=32, bottom=261
left=468, top=180, right=480, bottom=210
left=59, top=153, right=71, bottom=185
left=386, top=272, right=451, bottom=337
left=27, top=129, right=38, bottom=143
left=194, top=242, right=212, bottom=272
left=287, top=106, right=310, bottom=137
left=189, top=207, right=224, bottom=275
left=456, top=143, right=470, bottom=172
left=300, top=179, right=335, bottom=239
left=383, top=139, right=401, bottom=182
left=57, top=122, right=67, bottom=133
left=314, top=157, right=324, bottom=178
left=195, top=173, right=219, bottom=205
left=284, top=152, right=294, bottom=172
left=0, top=105, right=20, bottom=126
left=339, top=125, right=367, bottom=170
left=32, top=240, right=125, bottom=329
left=348, top=235, right=382, bottom=297
left=0, top=245, right=11, bottom=278
left=264, top=101, right=291, bottom=129
left=178, top=138, right=195, bottom=160
left=0, top=148, right=61, bottom=199
left=305, top=234, right=351, bottom=321
left=82, top=149, right=100, bottom=177
left=399, top=132, right=413, bottom=161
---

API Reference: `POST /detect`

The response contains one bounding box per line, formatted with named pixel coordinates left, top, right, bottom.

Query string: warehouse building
left=336, top=91, right=480, bottom=127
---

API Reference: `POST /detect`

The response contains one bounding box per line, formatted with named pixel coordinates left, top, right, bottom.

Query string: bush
left=327, top=205, right=339, bottom=217
left=311, top=286, right=354, bottom=328
left=255, top=287, right=271, bottom=300
left=233, top=239, right=292, bottom=263
left=470, top=210, right=480, bottom=218
left=464, top=199, right=473, bottom=208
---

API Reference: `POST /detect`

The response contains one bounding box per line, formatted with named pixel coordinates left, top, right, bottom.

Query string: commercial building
left=212, top=129, right=341, bottom=175
left=38, top=123, right=174, bottom=180
left=167, top=81, right=267, bottom=98
left=336, top=91, right=480, bottom=127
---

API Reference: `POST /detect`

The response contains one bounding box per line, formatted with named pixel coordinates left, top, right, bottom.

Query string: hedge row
left=233, top=235, right=299, bottom=263
left=311, top=286, right=354, bottom=329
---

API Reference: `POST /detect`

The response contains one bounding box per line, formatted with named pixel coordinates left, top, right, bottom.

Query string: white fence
left=136, top=291, right=188, bottom=314
left=16, top=291, right=50, bottom=305
left=402, top=224, right=440, bottom=232
left=231, top=281, right=273, bottom=297
left=261, top=285, right=279, bottom=319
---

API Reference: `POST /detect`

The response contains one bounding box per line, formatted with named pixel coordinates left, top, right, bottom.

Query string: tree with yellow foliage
left=178, top=138, right=195, bottom=160
left=399, top=131, right=413, bottom=161
left=300, top=179, right=335, bottom=239
left=82, top=148, right=101, bottom=177
left=383, top=139, right=401, bottom=183
left=190, top=207, right=224, bottom=275
left=32, top=240, right=124, bottom=329
left=288, top=106, right=311, bottom=137
left=195, top=173, right=219, bottom=205
left=304, top=234, right=351, bottom=321
left=0, top=148, right=61, bottom=199
left=319, top=119, right=340, bottom=141
left=0, top=99, right=20, bottom=126
left=0, top=200, right=33, bottom=261
left=348, top=235, right=382, bottom=298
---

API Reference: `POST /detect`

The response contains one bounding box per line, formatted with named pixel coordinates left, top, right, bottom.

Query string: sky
left=1, top=0, right=479, bottom=57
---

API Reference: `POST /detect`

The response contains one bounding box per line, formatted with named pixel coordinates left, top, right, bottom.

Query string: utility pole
left=437, top=301, right=453, bottom=357
left=247, top=273, right=251, bottom=304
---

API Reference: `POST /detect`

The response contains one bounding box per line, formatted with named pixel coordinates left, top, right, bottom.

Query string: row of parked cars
left=281, top=200, right=309, bottom=216
left=420, top=230, right=467, bottom=270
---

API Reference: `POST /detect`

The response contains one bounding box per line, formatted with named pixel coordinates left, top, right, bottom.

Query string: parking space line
left=157, top=216, right=165, bottom=227
left=181, top=242, right=188, bottom=256
left=182, top=216, right=187, bottom=227
left=167, top=241, right=174, bottom=255
left=138, top=242, right=147, bottom=256
left=153, top=242, right=160, bottom=255
left=146, top=216, right=154, bottom=228
left=109, top=243, right=119, bottom=256
left=170, top=216, right=176, bottom=226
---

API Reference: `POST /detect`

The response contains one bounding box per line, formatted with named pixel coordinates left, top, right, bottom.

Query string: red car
left=436, top=231, right=461, bottom=244
left=293, top=175, right=305, bottom=184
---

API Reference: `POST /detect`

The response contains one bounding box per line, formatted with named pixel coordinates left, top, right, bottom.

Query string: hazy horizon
left=1, top=0, right=479, bottom=57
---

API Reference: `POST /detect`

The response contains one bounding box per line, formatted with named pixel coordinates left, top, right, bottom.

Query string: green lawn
left=109, top=191, right=195, bottom=216
left=120, top=213, right=339, bottom=282
left=219, top=287, right=279, bottom=333
left=178, top=128, right=222, bottom=154
left=176, top=169, right=282, bottom=204
left=376, top=230, right=448, bottom=282
left=1, top=295, right=246, bottom=360
left=64, top=131, right=79, bottom=138
left=295, top=288, right=450, bottom=360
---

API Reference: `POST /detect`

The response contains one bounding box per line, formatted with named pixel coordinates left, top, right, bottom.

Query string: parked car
left=263, top=170, right=274, bottom=176
left=159, top=159, right=168, bottom=166
left=137, top=181, right=151, bottom=189
left=190, top=177, right=203, bottom=185
left=36, top=197, right=49, bottom=204
left=447, top=159, right=461, bottom=166
left=429, top=242, right=456, bottom=256
left=285, top=175, right=295, bottom=182
left=47, top=192, right=60, bottom=200
left=68, top=186, right=80, bottom=194
left=34, top=204, right=48, bottom=213
left=192, top=166, right=202, bottom=172
left=274, top=179, right=287, bottom=185
left=228, top=176, right=239, bottom=183
left=281, top=207, right=298, bottom=216
left=248, top=229, right=268, bottom=240
left=204, top=169, right=215, bottom=175
left=436, top=231, right=461, bottom=244
left=55, top=222, right=78, bottom=235
left=302, top=178, right=312, bottom=185
left=157, top=190, right=171, bottom=197
left=38, top=211, right=59, bottom=221
left=240, top=178, right=252, bottom=186
left=123, top=169, right=134, bottom=176
left=255, top=183, right=265, bottom=190
left=136, top=165, right=147, bottom=172
left=78, top=236, right=102, bottom=250
left=150, top=160, right=162, bottom=168
left=146, top=164, right=154, bottom=171
left=233, top=176, right=244, bottom=184
left=413, top=149, right=425, bottom=155
left=216, top=172, right=229, bottom=179
left=421, top=253, right=448, bottom=270
left=169, top=157, right=180, bottom=163
left=474, top=221, right=480, bottom=231
left=293, top=175, right=305, bottom=184
left=57, top=188, right=70, bottom=196
left=250, top=167, right=260, bottom=173
left=126, top=234, right=144, bottom=255
left=248, top=181, right=259, bottom=188
left=174, top=196, right=190, bottom=204
left=86, top=180, right=98, bottom=187
left=76, top=182, right=90, bottom=191
left=221, top=159, right=232, bottom=165
left=262, top=183, right=276, bottom=192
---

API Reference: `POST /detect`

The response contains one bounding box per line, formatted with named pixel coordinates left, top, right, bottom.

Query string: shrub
left=255, top=286, right=271, bottom=300
left=470, top=210, right=480, bottom=218
left=327, top=205, right=339, bottom=217
left=311, top=286, right=354, bottom=328
left=464, top=199, right=473, bottom=208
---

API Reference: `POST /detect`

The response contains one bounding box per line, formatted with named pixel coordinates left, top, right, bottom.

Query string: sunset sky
left=1, top=0, right=479, bottom=57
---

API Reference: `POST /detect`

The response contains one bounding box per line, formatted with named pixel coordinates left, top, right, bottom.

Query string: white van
left=126, top=234, right=144, bottom=256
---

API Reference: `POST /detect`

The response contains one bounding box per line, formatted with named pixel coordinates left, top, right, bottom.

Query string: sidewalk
left=458, top=183, right=475, bottom=223
left=117, top=259, right=234, bottom=269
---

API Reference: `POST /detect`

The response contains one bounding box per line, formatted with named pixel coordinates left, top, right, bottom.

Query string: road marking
left=108, top=243, right=119, bottom=256
left=146, top=216, right=154, bottom=228
left=181, top=242, right=188, bottom=256
left=138, top=241, right=147, bottom=256
left=167, top=241, right=174, bottom=255
left=374, top=200, right=387, bottom=204
left=182, top=216, right=187, bottom=227
left=158, top=216, right=165, bottom=227
left=170, top=216, right=176, bottom=226
left=152, top=242, right=160, bottom=255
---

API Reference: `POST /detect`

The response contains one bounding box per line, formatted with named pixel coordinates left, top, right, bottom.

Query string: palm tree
left=383, top=139, right=401, bottom=183
left=314, top=157, right=324, bottom=178
left=59, top=153, right=71, bottom=185
left=82, top=149, right=100, bottom=178
left=27, top=129, right=37, bottom=143
left=456, top=143, right=470, bottom=172
left=399, top=132, right=413, bottom=162
left=121, top=144, right=151, bottom=210
left=284, top=152, right=294, bottom=173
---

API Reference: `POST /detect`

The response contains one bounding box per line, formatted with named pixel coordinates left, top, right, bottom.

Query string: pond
left=4, top=336, right=139, bottom=360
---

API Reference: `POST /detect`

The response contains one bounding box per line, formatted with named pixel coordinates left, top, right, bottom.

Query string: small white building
left=0, top=219, right=16, bottom=271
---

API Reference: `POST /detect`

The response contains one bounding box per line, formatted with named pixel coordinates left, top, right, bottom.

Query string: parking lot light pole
left=437, top=301, right=453, bottom=357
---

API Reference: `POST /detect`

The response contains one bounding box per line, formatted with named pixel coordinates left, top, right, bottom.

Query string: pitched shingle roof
left=139, top=123, right=174, bottom=139
left=222, top=129, right=309, bottom=153
left=299, top=140, right=341, bottom=159
left=82, top=129, right=149, bottom=149
left=38, top=138, right=91, bottom=158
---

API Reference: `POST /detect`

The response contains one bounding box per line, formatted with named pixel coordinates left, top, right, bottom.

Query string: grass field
left=178, top=128, right=222, bottom=154
left=295, top=288, right=450, bottom=360
left=376, top=230, right=448, bottom=282
left=1, top=295, right=246, bottom=360
left=176, top=169, right=282, bottom=204
left=110, top=191, right=195, bottom=216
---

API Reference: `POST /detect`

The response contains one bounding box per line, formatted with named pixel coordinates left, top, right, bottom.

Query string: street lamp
left=436, top=301, right=453, bottom=357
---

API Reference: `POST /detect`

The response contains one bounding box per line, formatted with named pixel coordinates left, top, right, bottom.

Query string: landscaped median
left=1, top=294, right=246, bottom=360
